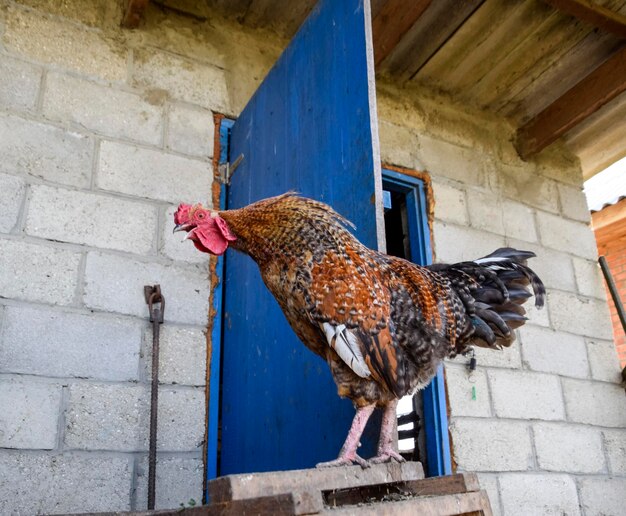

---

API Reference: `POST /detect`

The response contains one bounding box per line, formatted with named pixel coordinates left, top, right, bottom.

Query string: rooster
left=174, top=193, right=545, bottom=467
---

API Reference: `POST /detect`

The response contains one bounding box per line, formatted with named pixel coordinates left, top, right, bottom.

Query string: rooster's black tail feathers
left=431, top=247, right=545, bottom=350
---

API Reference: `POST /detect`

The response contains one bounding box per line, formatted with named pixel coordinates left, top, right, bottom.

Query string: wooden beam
left=122, top=0, right=149, bottom=29
left=515, top=46, right=626, bottom=159
left=543, top=0, right=626, bottom=39
left=372, top=0, right=432, bottom=67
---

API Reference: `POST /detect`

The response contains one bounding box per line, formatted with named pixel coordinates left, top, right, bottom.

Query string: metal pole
left=144, top=285, right=165, bottom=510
left=598, top=256, right=626, bottom=335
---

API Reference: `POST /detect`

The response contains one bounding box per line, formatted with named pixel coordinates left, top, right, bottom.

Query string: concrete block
left=156, top=388, right=206, bottom=451
left=586, top=338, right=622, bottom=384
left=449, top=418, right=533, bottom=471
left=497, top=164, right=559, bottom=214
left=84, top=252, right=210, bottom=325
left=547, top=290, right=613, bottom=340
left=379, top=121, right=422, bottom=170
left=0, top=239, right=81, bottom=305
left=506, top=238, right=576, bottom=292
left=488, top=369, right=565, bottom=421
left=167, top=103, right=215, bottom=158
left=98, top=141, right=212, bottom=204
left=0, top=114, right=93, bottom=188
left=433, top=221, right=505, bottom=263
left=0, top=451, right=132, bottom=514
left=25, top=185, right=157, bottom=254
left=4, top=6, right=127, bottom=82
left=473, top=337, right=522, bottom=368
left=161, top=205, right=211, bottom=264
left=416, top=135, right=486, bottom=186
left=0, top=380, right=61, bottom=449
left=15, top=0, right=109, bottom=27
left=475, top=473, right=501, bottom=516
left=572, top=257, right=606, bottom=300
left=534, top=143, right=583, bottom=186
left=143, top=325, right=207, bottom=386
left=65, top=383, right=205, bottom=452
left=133, top=49, right=229, bottom=112
left=0, top=54, right=41, bottom=112
left=444, top=365, right=491, bottom=417
left=536, top=211, right=598, bottom=260
left=520, top=325, right=589, bottom=378
left=499, top=473, right=580, bottom=516
left=603, top=429, right=626, bottom=475
left=431, top=181, right=468, bottom=225
left=558, top=183, right=591, bottom=223
left=533, top=422, right=605, bottom=473
left=0, top=305, right=142, bottom=381
left=65, top=383, right=147, bottom=452
left=134, top=456, right=204, bottom=510
left=524, top=299, right=551, bottom=328
left=0, top=173, right=25, bottom=233
left=466, top=189, right=504, bottom=235
left=44, top=73, right=163, bottom=146
left=502, top=199, right=537, bottom=243
left=578, top=477, right=626, bottom=516
left=562, top=378, right=626, bottom=427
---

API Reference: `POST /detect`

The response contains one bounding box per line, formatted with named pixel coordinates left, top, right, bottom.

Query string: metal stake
left=144, top=285, right=165, bottom=510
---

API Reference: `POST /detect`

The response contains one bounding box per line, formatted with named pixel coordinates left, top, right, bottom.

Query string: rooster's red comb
left=174, top=203, right=192, bottom=225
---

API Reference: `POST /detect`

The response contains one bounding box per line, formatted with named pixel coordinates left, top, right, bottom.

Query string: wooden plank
left=209, top=462, right=424, bottom=502
left=372, top=0, right=432, bottom=66
left=542, top=0, right=626, bottom=39
left=323, top=472, right=480, bottom=507
left=515, top=45, right=626, bottom=159
left=328, top=489, right=493, bottom=515
left=592, top=197, right=626, bottom=230
left=379, top=0, right=484, bottom=80
left=121, top=0, right=149, bottom=28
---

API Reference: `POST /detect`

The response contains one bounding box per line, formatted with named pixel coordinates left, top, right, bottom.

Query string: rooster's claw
left=316, top=454, right=370, bottom=469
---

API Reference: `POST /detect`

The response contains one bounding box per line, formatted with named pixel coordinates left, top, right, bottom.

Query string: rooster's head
left=173, top=204, right=236, bottom=255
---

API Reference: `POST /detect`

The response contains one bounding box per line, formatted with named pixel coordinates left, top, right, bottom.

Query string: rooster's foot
left=316, top=453, right=369, bottom=469
left=368, top=449, right=405, bottom=465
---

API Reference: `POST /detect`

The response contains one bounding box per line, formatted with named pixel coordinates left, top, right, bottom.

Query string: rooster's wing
left=307, top=248, right=407, bottom=397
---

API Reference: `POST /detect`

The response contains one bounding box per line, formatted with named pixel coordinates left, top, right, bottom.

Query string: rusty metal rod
left=598, top=256, right=626, bottom=335
left=144, top=285, right=165, bottom=510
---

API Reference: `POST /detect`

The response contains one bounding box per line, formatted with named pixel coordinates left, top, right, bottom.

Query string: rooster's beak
left=173, top=224, right=189, bottom=233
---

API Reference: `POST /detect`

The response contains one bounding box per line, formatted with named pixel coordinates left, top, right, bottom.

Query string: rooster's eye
left=197, top=212, right=205, bottom=219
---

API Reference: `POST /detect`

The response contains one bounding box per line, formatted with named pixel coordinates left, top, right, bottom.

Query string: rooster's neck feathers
left=220, top=193, right=358, bottom=263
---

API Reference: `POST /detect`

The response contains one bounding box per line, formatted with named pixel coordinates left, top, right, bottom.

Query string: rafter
left=515, top=46, right=626, bottom=159
left=122, top=0, right=149, bottom=29
left=372, top=0, right=432, bottom=67
left=543, top=0, right=626, bottom=39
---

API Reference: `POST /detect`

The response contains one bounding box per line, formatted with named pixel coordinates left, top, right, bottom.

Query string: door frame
left=382, top=165, right=452, bottom=477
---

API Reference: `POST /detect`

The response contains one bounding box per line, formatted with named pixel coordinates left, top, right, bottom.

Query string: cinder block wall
left=377, top=82, right=626, bottom=516
left=0, top=1, right=279, bottom=513
left=0, top=1, right=625, bottom=515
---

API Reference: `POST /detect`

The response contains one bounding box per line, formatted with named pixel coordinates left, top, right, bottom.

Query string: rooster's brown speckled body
left=175, top=193, right=545, bottom=466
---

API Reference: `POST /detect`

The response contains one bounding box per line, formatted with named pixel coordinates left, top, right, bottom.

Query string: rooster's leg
left=316, top=403, right=375, bottom=468
left=369, top=399, right=405, bottom=464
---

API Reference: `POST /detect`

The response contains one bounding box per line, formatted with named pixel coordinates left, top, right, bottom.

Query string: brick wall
left=593, top=213, right=626, bottom=366
left=0, top=1, right=624, bottom=515
left=377, top=83, right=626, bottom=516
left=0, top=1, right=279, bottom=512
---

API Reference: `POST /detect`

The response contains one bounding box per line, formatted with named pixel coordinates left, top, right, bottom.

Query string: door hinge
left=218, top=153, right=244, bottom=184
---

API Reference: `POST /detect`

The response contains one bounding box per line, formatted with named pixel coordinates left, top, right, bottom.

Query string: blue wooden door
left=218, top=0, right=383, bottom=475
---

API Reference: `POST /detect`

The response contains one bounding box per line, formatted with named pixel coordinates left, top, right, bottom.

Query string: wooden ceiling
left=130, top=0, right=626, bottom=178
